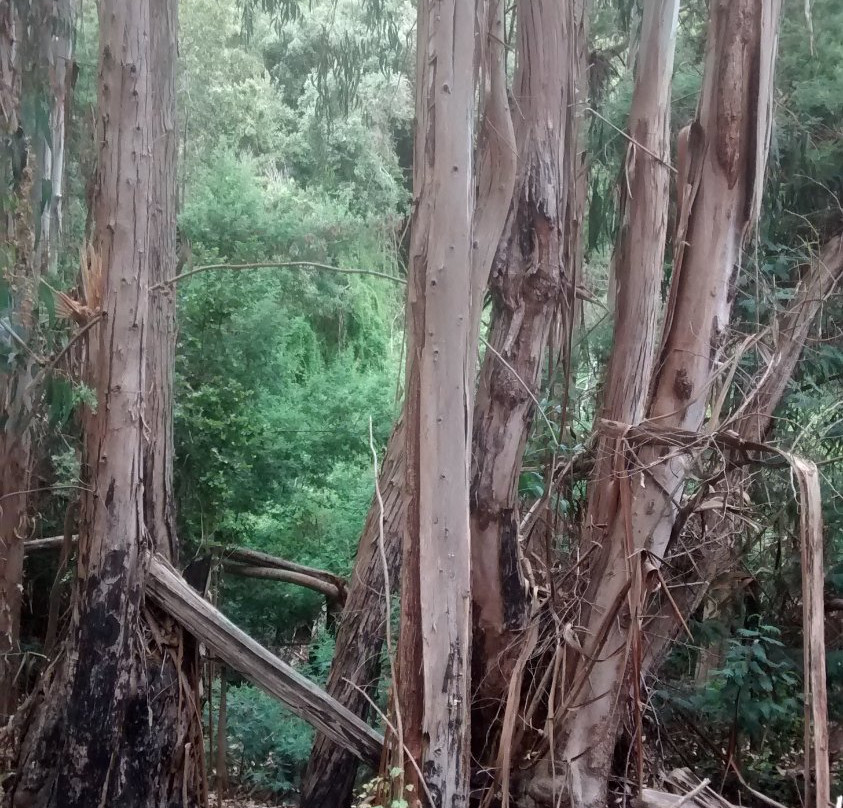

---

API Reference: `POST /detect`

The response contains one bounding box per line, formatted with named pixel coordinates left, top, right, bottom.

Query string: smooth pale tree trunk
left=584, top=0, right=679, bottom=563
left=392, top=0, right=478, bottom=803
left=6, top=2, right=200, bottom=804
left=304, top=4, right=516, bottom=805
left=545, top=4, right=782, bottom=807
left=644, top=231, right=843, bottom=670
left=469, top=0, right=582, bottom=751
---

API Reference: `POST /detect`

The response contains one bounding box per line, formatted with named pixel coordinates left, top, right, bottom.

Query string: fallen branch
left=24, top=537, right=346, bottom=602
left=146, top=554, right=383, bottom=764
left=211, top=544, right=344, bottom=590
left=221, top=562, right=344, bottom=604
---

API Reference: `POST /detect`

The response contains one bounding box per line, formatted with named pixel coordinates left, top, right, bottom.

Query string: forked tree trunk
left=523, top=3, right=679, bottom=802
left=304, top=4, right=516, bottom=805
left=6, top=2, right=199, bottom=805
left=392, top=0, right=478, bottom=802
left=469, top=0, right=581, bottom=747
left=548, top=4, right=782, bottom=807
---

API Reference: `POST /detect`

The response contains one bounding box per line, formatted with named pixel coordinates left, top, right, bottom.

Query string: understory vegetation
left=3, top=0, right=842, bottom=805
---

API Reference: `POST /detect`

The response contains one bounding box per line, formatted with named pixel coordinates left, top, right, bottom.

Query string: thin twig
left=150, top=260, right=406, bottom=291
left=585, top=106, right=677, bottom=175
left=344, top=679, right=436, bottom=808
left=368, top=418, right=404, bottom=792
left=27, top=313, right=104, bottom=393
left=480, top=335, right=560, bottom=448
left=673, top=777, right=711, bottom=808
left=0, top=318, right=46, bottom=363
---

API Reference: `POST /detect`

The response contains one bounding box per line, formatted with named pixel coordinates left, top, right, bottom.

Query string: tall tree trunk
left=303, top=4, right=516, bottom=805
left=393, top=0, right=478, bottom=803
left=584, top=0, right=679, bottom=558
left=146, top=0, right=179, bottom=565
left=6, top=2, right=199, bottom=804
left=469, top=0, right=582, bottom=747
left=0, top=0, right=32, bottom=722
left=548, top=4, right=782, bottom=807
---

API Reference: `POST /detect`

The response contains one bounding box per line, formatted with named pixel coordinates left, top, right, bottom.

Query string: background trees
left=1, top=0, right=842, bottom=806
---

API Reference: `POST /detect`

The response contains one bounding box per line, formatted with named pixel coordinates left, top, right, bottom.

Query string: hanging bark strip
left=551, top=4, right=782, bottom=807
left=793, top=457, right=830, bottom=808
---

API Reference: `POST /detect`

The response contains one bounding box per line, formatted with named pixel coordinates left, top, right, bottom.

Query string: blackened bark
left=5, top=2, right=201, bottom=805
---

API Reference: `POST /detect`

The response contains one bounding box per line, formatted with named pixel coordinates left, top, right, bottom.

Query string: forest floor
left=210, top=796, right=295, bottom=808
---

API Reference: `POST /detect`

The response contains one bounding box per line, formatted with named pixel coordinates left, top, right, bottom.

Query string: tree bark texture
left=584, top=0, right=679, bottom=562
left=395, top=0, right=477, bottom=802
left=555, top=4, right=782, bottom=807
left=5, top=2, right=200, bottom=805
left=302, top=4, right=518, bottom=804
left=469, top=0, right=583, bottom=750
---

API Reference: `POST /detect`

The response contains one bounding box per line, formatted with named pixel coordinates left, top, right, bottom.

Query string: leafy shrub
left=223, top=682, right=314, bottom=796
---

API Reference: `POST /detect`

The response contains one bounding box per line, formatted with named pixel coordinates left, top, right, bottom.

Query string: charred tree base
left=4, top=608, right=203, bottom=808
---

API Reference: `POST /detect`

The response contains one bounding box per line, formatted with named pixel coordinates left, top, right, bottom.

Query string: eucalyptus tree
left=6, top=0, right=202, bottom=804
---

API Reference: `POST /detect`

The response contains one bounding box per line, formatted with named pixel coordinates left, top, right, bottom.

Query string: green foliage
left=220, top=629, right=337, bottom=796
left=175, top=0, right=408, bottom=644
left=223, top=683, right=314, bottom=795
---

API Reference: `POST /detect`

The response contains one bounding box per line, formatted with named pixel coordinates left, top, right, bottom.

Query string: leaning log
left=145, top=554, right=383, bottom=764
left=635, top=789, right=737, bottom=808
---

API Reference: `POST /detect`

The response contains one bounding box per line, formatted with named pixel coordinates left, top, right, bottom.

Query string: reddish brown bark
left=469, top=0, right=583, bottom=745
left=6, top=1, right=201, bottom=804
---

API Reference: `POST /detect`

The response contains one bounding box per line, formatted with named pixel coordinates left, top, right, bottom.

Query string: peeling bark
left=469, top=0, right=582, bottom=750
left=552, top=4, right=782, bottom=807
